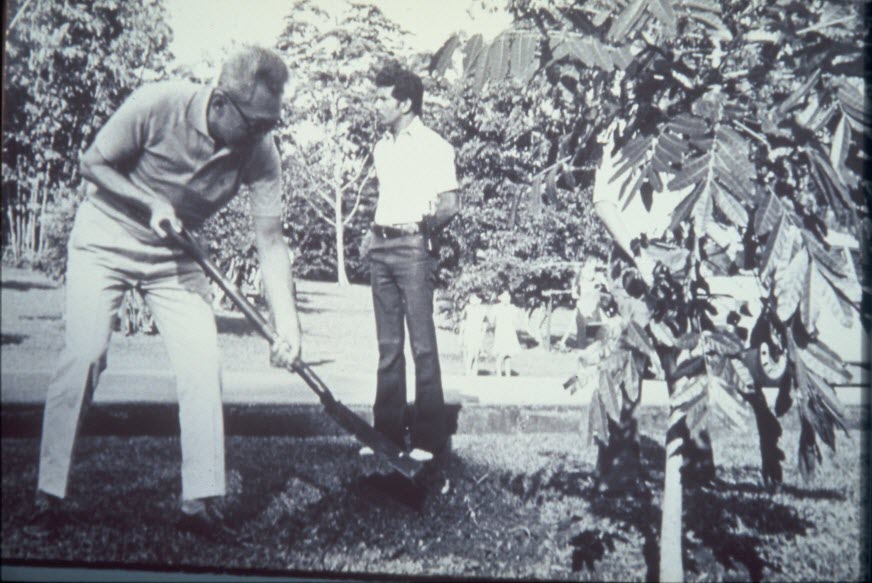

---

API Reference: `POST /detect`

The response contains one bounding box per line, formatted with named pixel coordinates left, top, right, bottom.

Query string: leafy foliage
left=274, top=0, right=406, bottom=285
left=436, top=0, right=866, bottom=481
left=2, top=0, right=172, bottom=265
left=435, top=63, right=611, bottom=315
left=2, top=0, right=173, bottom=333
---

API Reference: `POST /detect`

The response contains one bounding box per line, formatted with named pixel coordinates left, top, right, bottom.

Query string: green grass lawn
left=2, top=409, right=868, bottom=581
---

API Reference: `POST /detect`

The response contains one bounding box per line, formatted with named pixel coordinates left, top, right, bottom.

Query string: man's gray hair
left=218, top=45, right=289, bottom=102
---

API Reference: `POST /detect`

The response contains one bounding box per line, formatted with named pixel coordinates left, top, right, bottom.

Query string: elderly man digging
left=27, top=46, right=301, bottom=541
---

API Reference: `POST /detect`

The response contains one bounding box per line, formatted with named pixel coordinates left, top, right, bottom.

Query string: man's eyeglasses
left=223, top=91, right=281, bottom=135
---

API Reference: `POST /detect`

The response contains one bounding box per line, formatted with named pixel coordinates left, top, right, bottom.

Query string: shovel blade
left=322, top=398, right=423, bottom=479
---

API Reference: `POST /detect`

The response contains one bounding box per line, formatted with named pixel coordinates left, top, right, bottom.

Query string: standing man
left=361, top=64, right=459, bottom=462
left=29, top=46, right=301, bottom=538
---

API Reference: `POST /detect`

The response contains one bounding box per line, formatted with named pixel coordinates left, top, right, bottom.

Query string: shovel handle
left=160, top=221, right=329, bottom=398
left=162, top=224, right=276, bottom=341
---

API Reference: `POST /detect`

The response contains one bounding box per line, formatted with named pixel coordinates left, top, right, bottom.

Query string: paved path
left=1, top=367, right=864, bottom=407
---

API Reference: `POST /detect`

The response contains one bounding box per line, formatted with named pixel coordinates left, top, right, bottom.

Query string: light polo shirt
left=87, top=80, right=283, bottom=237
left=372, top=117, right=458, bottom=226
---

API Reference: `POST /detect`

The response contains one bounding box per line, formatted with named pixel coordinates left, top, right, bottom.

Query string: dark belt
left=372, top=222, right=424, bottom=239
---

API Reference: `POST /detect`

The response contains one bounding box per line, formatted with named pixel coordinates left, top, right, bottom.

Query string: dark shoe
left=23, top=494, right=80, bottom=539
left=433, top=437, right=452, bottom=460
left=177, top=506, right=238, bottom=544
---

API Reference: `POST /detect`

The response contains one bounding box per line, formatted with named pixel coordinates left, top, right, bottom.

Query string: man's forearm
left=81, top=151, right=163, bottom=214
left=259, top=245, right=298, bottom=329
left=424, top=189, right=460, bottom=232
left=255, top=232, right=299, bottom=339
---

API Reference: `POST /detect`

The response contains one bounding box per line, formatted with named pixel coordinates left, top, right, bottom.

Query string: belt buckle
left=398, top=223, right=419, bottom=235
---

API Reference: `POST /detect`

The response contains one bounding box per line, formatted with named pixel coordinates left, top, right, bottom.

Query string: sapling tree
left=274, top=0, right=406, bottom=286
left=433, top=0, right=867, bottom=579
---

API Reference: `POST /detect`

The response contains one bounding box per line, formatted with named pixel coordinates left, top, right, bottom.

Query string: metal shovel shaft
left=162, top=225, right=422, bottom=478
left=163, top=228, right=330, bottom=398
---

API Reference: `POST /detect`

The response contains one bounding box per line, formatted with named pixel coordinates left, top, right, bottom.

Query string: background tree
left=274, top=0, right=407, bottom=286
left=433, top=0, right=867, bottom=580
left=428, top=43, right=613, bottom=331
left=2, top=0, right=172, bottom=273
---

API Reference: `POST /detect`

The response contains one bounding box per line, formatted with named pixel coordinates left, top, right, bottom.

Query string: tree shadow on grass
left=295, top=289, right=330, bottom=298
left=215, top=315, right=260, bottom=336
left=216, top=313, right=326, bottom=337
left=537, top=434, right=826, bottom=581
left=291, top=294, right=326, bottom=315
left=1, top=280, right=57, bottom=291
left=214, top=300, right=324, bottom=335
left=714, top=478, right=846, bottom=501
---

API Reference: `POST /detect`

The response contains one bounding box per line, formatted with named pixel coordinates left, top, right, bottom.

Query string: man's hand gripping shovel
left=160, top=221, right=424, bottom=479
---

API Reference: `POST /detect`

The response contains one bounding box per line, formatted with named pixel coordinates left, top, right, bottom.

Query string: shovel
left=161, top=222, right=423, bottom=479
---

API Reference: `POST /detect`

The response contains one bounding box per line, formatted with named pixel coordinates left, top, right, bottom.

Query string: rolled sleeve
left=244, top=136, right=284, bottom=218
left=430, top=140, right=459, bottom=195
left=90, top=85, right=160, bottom=166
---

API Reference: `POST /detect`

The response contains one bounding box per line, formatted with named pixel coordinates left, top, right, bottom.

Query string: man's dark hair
left=374, top=64, right=423, bottom=116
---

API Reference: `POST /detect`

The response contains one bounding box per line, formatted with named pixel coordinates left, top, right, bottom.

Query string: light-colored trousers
left=37, top=200, right=226, bottom=502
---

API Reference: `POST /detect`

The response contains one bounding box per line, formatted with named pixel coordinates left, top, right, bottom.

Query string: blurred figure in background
left=558, top=260, right=605, bottom=351
left=460, top=293, right=489, bottom=376
left=492, top=291, right=521, bottom=377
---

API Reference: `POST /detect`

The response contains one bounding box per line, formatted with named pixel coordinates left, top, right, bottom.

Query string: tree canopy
left=2, top=0, right=173, bottom=269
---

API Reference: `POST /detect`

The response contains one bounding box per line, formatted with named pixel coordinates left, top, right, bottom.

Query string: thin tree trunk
left=335, top=184, right=349, bottom=287
left=659, top=349, right=684, bottom=583
left=7, top=206, right=20, bottom=261
left=36, top=163, right=54, bottom=256
left=15, top=206, right=24, bottom=260
left=660, top=411, right=685, bottom=582
left=8, top=0, right=37, bottom=32
left=27, top=174, right=40, bottom=255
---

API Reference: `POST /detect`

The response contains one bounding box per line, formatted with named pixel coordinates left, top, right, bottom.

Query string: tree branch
left=339, top=151, right=373, bottom=192
left=798, top=16, right=854, bottom=35
left=343, top=164, right=374, bottom=226
left=8, top=0, right=37, bottom=32
left=313, top=186, right=337, bottom=208
left=734, top=119, right=767, bottom=144
left=302, top=193, right=333, bottom=225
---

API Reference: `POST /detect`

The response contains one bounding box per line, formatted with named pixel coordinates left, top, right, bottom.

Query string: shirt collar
left=187, top=85, right=214, bottom=140
left=383, top=116, right=424, bottom=142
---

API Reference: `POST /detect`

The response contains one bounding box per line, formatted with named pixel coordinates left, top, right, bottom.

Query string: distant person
left=359, top=64, right=459, bottom=463
left=558, top=261, right=603, bottom=351
left=492, top=291, right=521, bottom=377
left=460, top=293, right=489, bottom=376
left=28, top=46, right=302, bottom=540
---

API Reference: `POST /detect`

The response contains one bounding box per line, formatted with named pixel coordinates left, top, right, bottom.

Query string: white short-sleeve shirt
left=372, top=117, right=458, bottom=225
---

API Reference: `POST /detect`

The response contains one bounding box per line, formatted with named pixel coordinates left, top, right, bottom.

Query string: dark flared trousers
left=369, top=236, right=447, bottom=453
